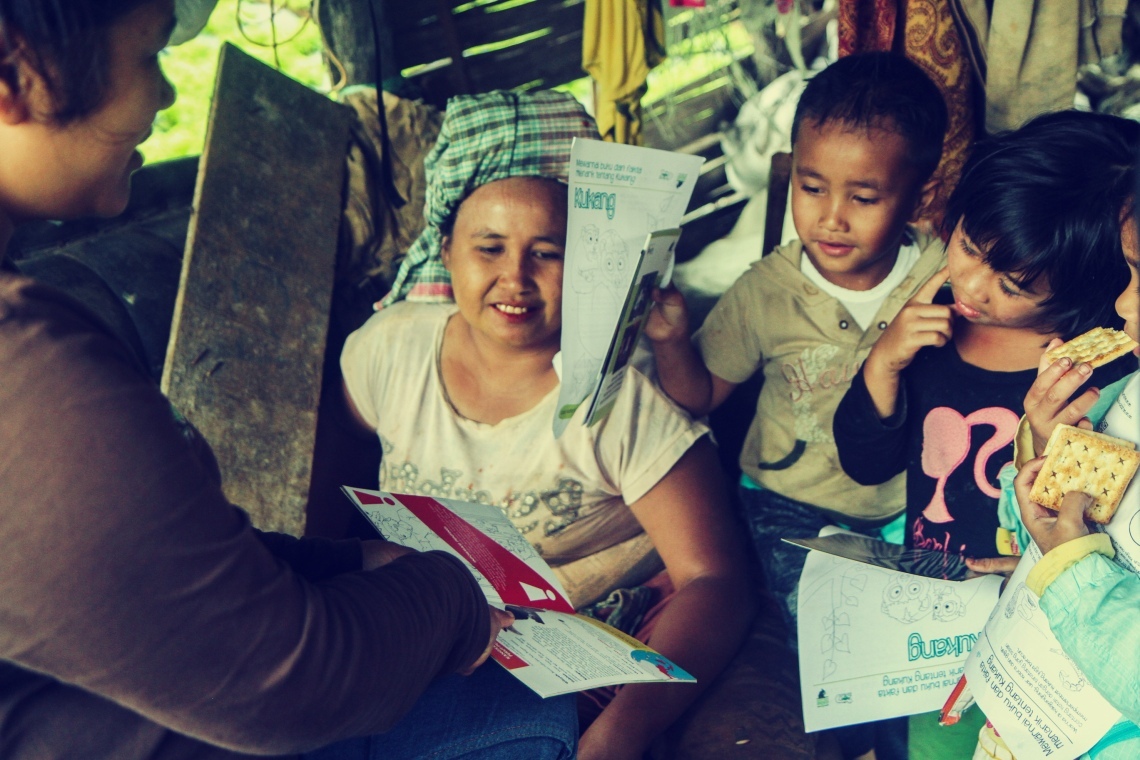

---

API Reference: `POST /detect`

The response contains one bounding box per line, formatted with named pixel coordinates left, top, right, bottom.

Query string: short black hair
left=943, top=110, right=1137, bottom=339
left=792, top=52, right=949, bottom=184
left=0, top=0, right=151, bottom=123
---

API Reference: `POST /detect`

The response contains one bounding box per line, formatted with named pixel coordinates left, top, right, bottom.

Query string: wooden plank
left=162, top=44, right=351, bottom=535
left=393, top=0, right=584, bottom=72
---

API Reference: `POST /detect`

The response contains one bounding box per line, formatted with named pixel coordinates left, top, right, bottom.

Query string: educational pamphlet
left=951, top=542, right=1120, bottom=760
left=582, top=228, right=681, bottom=427
left=555, top=138, right=703, bottom=436
left=791, top=528, right=1002, bottom=732
left=343, top=487, right=695, bottom=697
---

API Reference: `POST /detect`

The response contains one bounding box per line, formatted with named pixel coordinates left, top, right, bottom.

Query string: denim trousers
left=739, top=483, right=908, bottom=760
left=303, top=663, right=577, bottom=760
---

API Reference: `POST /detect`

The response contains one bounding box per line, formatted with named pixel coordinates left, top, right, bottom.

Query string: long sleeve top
left=0, top=272, right=491, bottom=760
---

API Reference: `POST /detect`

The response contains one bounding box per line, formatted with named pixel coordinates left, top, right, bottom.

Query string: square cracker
left=1030, top=425, right=1140, bottom=524
left=1043, top=327, right=1138, bottom=368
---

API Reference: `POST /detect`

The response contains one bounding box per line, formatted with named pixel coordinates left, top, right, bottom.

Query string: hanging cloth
left=582, top=0, right=667, bottom=145
left=838, top=0, right=977, bottom=235
left=950, top=0, right=1127, bottom=134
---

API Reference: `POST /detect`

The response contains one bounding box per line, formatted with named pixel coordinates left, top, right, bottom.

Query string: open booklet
left=554, top=137, right=704, bottom=437
left=787, top=528, right=1002, bottom=732
left=342, top=487, right=695, bottom=698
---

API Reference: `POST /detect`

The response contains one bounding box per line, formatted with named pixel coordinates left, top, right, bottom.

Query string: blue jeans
left=303, top=664, right=577, bottom=760
left=739, top=483, right=908, bottom=760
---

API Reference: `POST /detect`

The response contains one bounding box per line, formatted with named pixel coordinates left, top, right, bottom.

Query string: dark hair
left=0, top=0, right=150, bottom=122
left=792, top=52, right=949, bottom=184
left=943, top=110, right=1138, bottom=339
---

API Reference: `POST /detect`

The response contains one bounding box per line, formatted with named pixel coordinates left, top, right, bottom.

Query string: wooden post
left=162, top=44, right=352, bottom=535
left=317, top=0, right=398, bottom=86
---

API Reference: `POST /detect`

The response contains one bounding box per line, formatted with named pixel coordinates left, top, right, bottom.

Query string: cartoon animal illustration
left=881, top=577, right=933, bottom=623
left=931, top=588, right=965, bottom=622
left=1049, top=647, right=1087, bottom=692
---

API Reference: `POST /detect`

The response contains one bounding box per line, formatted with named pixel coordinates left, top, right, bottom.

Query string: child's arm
left=1014, top=461, right=1140, bottom=724
left=861, top=267, right=952, bottom=418
left=644, top=286, right=738, bottom=417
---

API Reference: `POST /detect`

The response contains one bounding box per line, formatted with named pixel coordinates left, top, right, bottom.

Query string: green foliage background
left=147, top=0, right=328, bottom=163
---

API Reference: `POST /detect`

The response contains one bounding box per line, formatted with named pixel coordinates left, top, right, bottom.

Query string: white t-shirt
left=341, top=302, right=708, bottom=564
left=801, top=241, right=922, bottom=331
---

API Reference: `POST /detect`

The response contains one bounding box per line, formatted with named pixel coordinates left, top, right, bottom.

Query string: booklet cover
left=555, top=138, right=703, bottom=437
left=789, top=528, right=1001, bottom=732
left=343, top=487, right=695, bottom=697
left=580, top=228, right=680, bottom=427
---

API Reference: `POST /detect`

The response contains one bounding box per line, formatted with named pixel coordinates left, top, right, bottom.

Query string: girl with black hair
left=834, top=110, right=1137, bottom=567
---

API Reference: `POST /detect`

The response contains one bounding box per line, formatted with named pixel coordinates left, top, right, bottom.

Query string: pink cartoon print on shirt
left=919, top=406, right=1020, bottom=523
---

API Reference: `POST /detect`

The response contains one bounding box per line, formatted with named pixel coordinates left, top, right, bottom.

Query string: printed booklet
left=554, top=137, right=703, bottom=437
left=343, top=487, right=695, bottom=698
left=787, top=528, right=1002, bottom=732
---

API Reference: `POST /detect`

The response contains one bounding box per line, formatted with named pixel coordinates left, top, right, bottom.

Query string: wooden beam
left=162, top=44, right=352, bottom=535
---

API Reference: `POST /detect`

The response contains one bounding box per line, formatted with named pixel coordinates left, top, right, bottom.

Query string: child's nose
left=821, top=200, right=847, bottom=231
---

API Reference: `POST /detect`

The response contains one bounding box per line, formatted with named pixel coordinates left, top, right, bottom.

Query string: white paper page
left=963, top=541, right=1120, bottom=760
left=797, top=529, right=1002, bottom=732
left=555, top=138, right=703, bottom=436
left=492, top=610, right=695, bottom=698
left=1096, top=374, right=1140, bottom=570
left=584, top=229, right=680, bottom=426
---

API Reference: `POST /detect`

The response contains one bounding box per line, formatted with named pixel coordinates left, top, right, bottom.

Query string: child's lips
left=817, top=240, right=855, bottom=257
left=953, top=298, right=982, bottom=319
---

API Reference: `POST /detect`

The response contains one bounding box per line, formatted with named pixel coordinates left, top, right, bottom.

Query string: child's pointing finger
left=910, top=266, right=951, bottom=305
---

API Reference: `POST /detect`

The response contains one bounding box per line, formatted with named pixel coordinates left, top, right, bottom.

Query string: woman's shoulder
left=350, top=301, right=456, bottom=344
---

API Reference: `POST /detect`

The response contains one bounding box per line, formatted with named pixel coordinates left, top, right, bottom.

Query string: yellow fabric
left=1012, top=414, right=1035, bottom=469
left=582, top=0, right=666, bottom=145
left=1026, top=533, right=1115, bottom=597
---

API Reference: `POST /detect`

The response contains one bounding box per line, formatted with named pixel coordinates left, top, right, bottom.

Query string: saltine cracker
left=1029, top=424, right=1140, bottom=524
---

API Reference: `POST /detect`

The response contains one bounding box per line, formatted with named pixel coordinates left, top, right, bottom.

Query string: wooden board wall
left=162, top=44, right=352, bottom=535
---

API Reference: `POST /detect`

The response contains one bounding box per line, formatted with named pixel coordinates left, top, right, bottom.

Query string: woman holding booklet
left=341, top=91, right=753, bottom=760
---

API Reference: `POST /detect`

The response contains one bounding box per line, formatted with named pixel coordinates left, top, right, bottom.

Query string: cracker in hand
left=1043, top=327, right=1138, bottom=368
left=1029, top=424, right=1140, bottom=524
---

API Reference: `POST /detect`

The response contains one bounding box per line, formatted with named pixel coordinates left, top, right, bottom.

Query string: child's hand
left=644, top=285, right=690, bottom=345
left=964, top=556, right=1020, bottom=588
left=1014, top=456, right=1092, bottom=555
left=1023, top=338, right=1098, bottom=456
left=866, top=267, right=953, bottom=377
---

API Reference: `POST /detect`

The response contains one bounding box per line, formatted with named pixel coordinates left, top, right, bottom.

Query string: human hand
left=643, top=286, right=690, bottom=346
left=865, top=267, right=953, bottom=378
left=1023, top=338, right=1098, bottom=456
left=361, top=540, right=418, bottom=570
left=458, top=606, right=515, bottom=675
left=1015, top=457, right=1092, bottom=555
left=964, top=555, right=1020, bottom=580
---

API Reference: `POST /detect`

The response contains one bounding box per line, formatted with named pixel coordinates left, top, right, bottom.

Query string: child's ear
left=909, top=178, right=941, bottom=226
left=0, top=42, right=31, bottom=126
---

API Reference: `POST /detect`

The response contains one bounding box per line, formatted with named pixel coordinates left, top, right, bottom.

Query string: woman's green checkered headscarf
left=378, top=90, right=599, bottom=308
